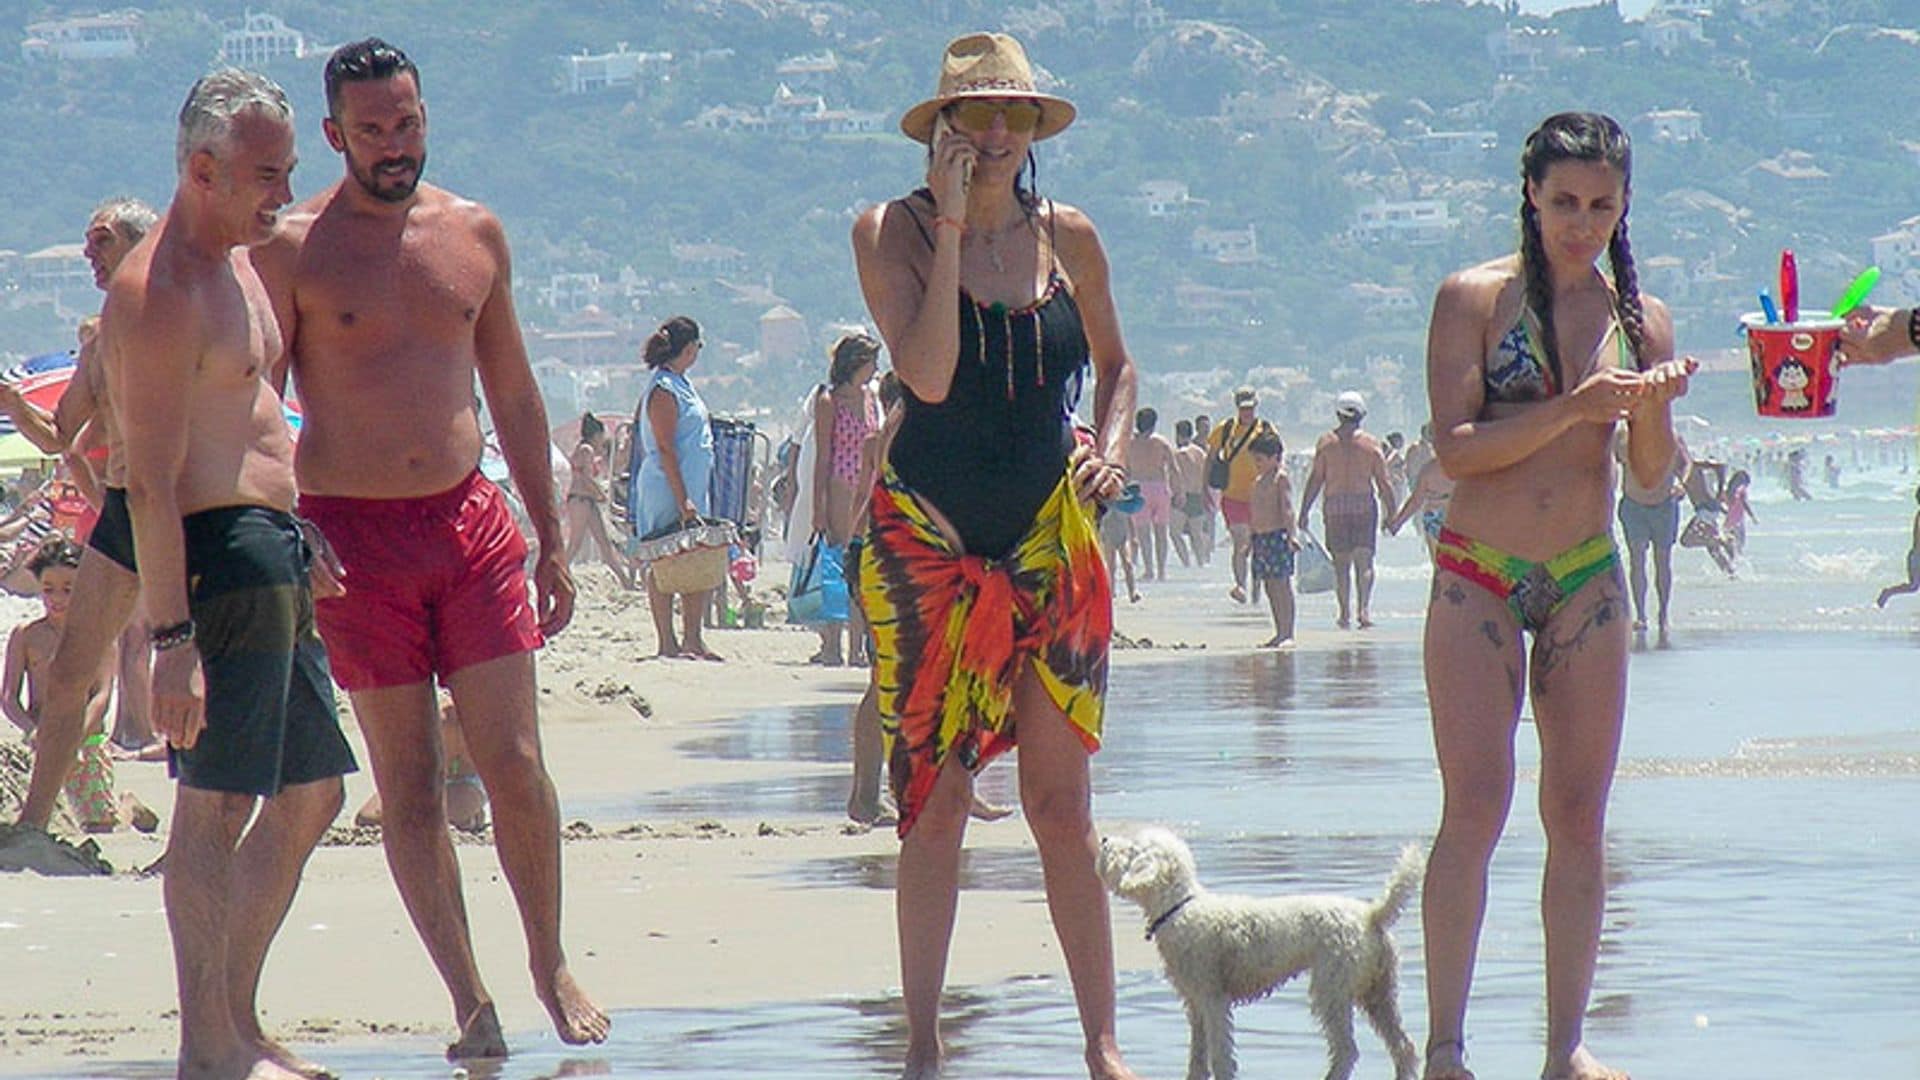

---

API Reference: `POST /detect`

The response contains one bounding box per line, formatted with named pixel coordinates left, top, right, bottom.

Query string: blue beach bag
left=788, top=535, right=850, bottom=625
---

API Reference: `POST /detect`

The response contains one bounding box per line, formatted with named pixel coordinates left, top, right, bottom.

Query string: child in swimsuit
left=1246, top=433, right=1297, bottom=648
left=1, top=538, right=157, bottom=833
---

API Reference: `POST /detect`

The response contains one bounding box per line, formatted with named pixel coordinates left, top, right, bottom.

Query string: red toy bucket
left=1741, top=314, right=1841, bottom=419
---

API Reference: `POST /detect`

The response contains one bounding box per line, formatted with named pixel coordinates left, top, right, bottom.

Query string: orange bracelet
left=933, top=215, right=968, bottom=235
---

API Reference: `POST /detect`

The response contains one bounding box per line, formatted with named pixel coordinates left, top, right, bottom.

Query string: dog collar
left=1145, top=895, right=1194, bottom=940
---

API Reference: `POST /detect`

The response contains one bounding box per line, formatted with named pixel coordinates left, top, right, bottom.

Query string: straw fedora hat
left=899, top=32, right=1076, bottom=144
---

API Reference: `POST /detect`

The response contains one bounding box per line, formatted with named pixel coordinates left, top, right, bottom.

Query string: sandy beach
left=0, top=557, right=1305, bottom=1072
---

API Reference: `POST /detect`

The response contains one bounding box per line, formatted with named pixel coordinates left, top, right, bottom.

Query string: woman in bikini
left=807, top=334, right=882, bottom=665
left=1419, top=113, right=1694, bottom=1080
left=850, top=32, right=1141, bottom=1080
left=564, top=412, right=635, bottom=590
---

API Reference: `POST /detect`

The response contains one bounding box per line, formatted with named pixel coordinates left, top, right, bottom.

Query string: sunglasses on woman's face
left=948, top=100, right=1042, bottom=134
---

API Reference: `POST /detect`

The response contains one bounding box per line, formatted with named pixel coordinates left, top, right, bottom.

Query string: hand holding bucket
left=1742, top=313, right=1842, bottom=418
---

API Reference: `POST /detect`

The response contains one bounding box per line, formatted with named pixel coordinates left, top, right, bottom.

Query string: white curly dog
left=1099, top=827, right=1423, bottom=1080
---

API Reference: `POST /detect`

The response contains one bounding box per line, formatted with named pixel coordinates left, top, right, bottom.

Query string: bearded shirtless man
left=250, top=38, right=605, bottom=1057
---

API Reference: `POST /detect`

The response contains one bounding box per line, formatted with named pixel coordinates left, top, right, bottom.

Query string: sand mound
left=0, top=741, right=81, bottom=836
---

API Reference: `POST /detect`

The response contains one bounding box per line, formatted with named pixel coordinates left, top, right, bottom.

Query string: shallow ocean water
left=32, top=452, right=1920, bottom=1078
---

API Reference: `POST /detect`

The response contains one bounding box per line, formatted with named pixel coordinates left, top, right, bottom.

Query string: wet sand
left=6, top=515, right=1920, bottom=1076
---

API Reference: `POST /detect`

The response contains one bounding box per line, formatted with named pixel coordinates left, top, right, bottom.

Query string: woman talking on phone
left=849, top=32, right=1141, bottom=1080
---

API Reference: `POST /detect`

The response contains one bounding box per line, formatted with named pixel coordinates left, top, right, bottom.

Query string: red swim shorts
left=1219, top=496, right=1252, bottom=528
left=300, top=470, right=543, bottom=692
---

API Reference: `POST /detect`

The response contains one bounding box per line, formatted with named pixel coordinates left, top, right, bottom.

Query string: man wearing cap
left=1205, top=388, right=1277, bottom=603
left=1300, top=390, right=1395, bottom=628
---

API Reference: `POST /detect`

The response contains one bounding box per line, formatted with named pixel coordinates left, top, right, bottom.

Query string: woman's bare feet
left=536, top=966, right=611, bottom=1045
left=1085, top=1041, right=1142, bottom=1079
left=1423, top=1041, right=1474, bottom=1078
left=968, top=795, right=1013, bottom=821
left=444, top=1001, right=508, bottom=1061
left=848, top=791, right=899, bottom=828
left=1543, top=1045, right=1628, bottom=1080
left=901, top=1040, right=942, bottom=1079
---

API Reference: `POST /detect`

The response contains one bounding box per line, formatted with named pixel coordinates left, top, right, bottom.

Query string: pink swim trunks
left=1137, top=480, right=1172, bottom=526
left=300, top=470, right=543, bottom=691
left=1219, top=496, right=1252, bottom=528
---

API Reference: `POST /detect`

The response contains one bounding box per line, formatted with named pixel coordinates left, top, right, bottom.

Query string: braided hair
left=1518, top=112, right=1649, bottom=386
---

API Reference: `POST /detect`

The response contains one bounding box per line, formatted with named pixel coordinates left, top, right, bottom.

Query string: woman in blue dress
left=635, top=315, right=719, bottom=660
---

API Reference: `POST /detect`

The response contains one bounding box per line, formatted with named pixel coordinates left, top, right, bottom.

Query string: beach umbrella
left=0, top=431, right=51, bottom=469
left=0, top=353, right=77, bottom=439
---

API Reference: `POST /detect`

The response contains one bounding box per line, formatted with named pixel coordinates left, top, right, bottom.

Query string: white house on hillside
left=1409, top=130, right=1498, bottom=173
left=1352, top=200, right=1455, bottom=246
left=1642, top=108, right=1704, bottom=143
left=1129, top=180, right=1205, bottom=218
left=22, top=244, right=91, bottom=293
left=1190, top=226, right=1260, bottom=265
left=1641, top=13, right=1709, bottom=57
left=1486, top=26, right=1569, bottom=74
left=559, top=44, right=671, bottom=95
left=1871, top=216, right=1920, bottom=300
left=774, top=50, right=840, bottom=81
left=22, top=12, right=140, bottom=61
left=220, top=11, right=306, bottom=66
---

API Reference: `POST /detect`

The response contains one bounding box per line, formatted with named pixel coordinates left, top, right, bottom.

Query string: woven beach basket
left=632, top=520, right=737, bottom=594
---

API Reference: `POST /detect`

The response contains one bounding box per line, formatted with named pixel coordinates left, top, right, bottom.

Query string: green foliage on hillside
left=2, top=0, right=1915, bottom=396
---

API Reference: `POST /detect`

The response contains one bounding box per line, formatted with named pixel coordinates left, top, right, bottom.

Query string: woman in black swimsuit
left=850, top=32, right=1140, bottom=1080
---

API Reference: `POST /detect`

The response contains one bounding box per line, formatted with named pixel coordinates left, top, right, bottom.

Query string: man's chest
left=296, top=230, right=492, bottom=332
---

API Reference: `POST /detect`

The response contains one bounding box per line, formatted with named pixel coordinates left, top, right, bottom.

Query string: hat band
left=944, top=76, right=1039, bottom=96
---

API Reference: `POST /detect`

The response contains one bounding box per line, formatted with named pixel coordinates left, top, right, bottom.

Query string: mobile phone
left=932, top=112, right=972, bottom=193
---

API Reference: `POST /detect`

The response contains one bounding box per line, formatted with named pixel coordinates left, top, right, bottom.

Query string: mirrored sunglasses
left=949, top=99, right=1043, bottom=134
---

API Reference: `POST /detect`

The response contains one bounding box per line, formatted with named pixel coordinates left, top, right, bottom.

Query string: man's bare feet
left=537, top=966, right=610, bottom=1045
left=180, top=1048, right=305, bottom=1080
left=1357, top=614, right=1375, bottom=629
left=1336, top=616, right=1351, bottom=630
left=1543, top=1044, right=1628, bottom=1080
left=445, top=1001, right=509, bottom=1061
left=251, top=1037, right=337, bottom=1080
left=1228, top=585, right=1246, bottom=603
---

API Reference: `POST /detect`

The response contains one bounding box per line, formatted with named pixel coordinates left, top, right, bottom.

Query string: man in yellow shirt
left=1205, top=387, right=1278, bottom=603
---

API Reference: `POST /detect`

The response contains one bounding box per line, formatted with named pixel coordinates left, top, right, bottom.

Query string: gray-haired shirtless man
left=110, top=69, right=355, bottom=1080
left=1, top=196, right=166, bottom=842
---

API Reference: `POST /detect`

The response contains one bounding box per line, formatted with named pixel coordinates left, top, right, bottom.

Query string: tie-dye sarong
left=860, top=465, right=1111, bottom=837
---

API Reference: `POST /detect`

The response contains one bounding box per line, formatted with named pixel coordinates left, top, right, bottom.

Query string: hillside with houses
left=1, top=0, right=1917, bottom=432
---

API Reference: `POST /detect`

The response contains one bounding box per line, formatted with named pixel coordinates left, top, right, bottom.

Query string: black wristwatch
left=150, top=619, right=196, bottom=652
left=1905, top=307, right=1920, bottom=354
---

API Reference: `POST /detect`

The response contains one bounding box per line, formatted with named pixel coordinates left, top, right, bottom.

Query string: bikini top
left=1483, top=301, right=1635, bottom=405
